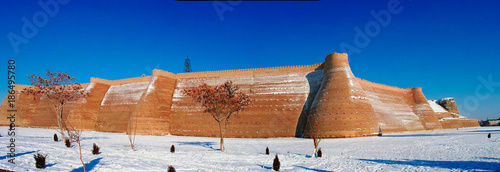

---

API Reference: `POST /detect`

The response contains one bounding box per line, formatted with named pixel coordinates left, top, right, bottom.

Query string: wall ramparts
left=0, top=53, right=480, bottom=138
left=176, top=63, right=323, bottom=79
left=358, top=80, right=426, bottom=133
left=411, top=87, right=443, bottom=130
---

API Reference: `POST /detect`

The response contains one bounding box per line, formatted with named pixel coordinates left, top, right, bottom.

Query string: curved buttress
left=306, top=53, right=378, bottom=138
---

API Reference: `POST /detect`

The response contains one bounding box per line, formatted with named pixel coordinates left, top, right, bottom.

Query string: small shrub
left=266, top=147, right=270, bottom=155
left=168, top=165, right=176, bottom=172
left=317, top=148, right=322, bottom=157
left=273, top=154, right=280, bottom=171
left=92, top=143, right=100, bottom=155
left=65, top=139, right=71, bottom=148
left=170, top=145, right=175, bottom=153
left=488, top=133, right=491, bottom=138
left=53, top=134, right=58, bottom=142
left=33, top=153, right=47, bottom=169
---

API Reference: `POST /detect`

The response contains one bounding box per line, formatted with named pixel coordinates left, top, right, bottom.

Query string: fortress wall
left=170, top=69, right=323, bottom=138
left=153, top=69, right=176, bottom=79
left=176, top=63, right=323, bottom=79
left=306, top=53, right=379, bottom=138
left=460, top=119, right=480, bottom=128
left=66, top=83, right=111, bottom=131
left=411, top=88, right=443, bottom=130
left=0, top=85, right=56, bottom=128
left=434, top=112, right=454, bottom=119
left=0, top=84, right=101, bottom=129
left=133, top=76, right=176, bottom=135
left=91, top=76, right=153, bottom=86
left=96, top=79, right=151, bottom=133
left=0, top=53, right=480, bottom=138
left=439, top=119, right=479, bottom=129
left=427, top=100, right=455, bottom=119
left=357, top=79, right=426, bottom=133
left=439, top=119, right=464, bottom=129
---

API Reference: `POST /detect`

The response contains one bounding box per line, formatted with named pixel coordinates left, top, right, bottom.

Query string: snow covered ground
left=1, top=126, right=499, bottom=171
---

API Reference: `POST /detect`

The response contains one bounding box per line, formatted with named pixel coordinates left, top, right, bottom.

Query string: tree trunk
left=78, top=140, right=86, bottom=172
left=218, top=122, right=225, bottom=152
left=313, top=137, right=320, bottom=157
left=57, top=107, right=67, bottom=141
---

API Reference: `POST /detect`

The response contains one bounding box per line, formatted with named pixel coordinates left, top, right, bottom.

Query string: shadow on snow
left=257, top=164, right=273, bottom=170
left=381, top=133, right=455, bottom=137
left=295, top=165, right=333, bottom=172
left=174, top=141, right=219, bottom=150
left=80, top=137, right=110, bottom=141
left=358, top=158, right=500, bottom=171
left=0, top=150, right=36, bottom=160
left=46, top=163, right=57, bottom=168
left=70, top=157, right=103, bottom=172
left=466, top=129, right=500, bottom=133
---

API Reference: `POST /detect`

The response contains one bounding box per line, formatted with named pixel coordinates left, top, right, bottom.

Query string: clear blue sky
left=1, top=0, right=499, bottom=120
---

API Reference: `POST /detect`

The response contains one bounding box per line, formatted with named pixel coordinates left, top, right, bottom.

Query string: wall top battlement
left=357, top=78, right=417, bottom=93
left=176, top=63, right=324, bottom=79
left=87, top=63, right=323, bottom=85
left=153, top=69, right=176, bottom=79
left=91, top=76, right=153, bottom=85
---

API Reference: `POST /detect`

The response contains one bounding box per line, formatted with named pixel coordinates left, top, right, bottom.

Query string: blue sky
left=1, top=0, right=499, bottom=120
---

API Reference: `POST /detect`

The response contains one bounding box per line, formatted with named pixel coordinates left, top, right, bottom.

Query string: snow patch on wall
left=101, top=81, right=150, bottom=106
left=350, top=96, right=368, bottom=100
left=364, top=90, right=424, bottom=130
left=428, top=100, right=448, bottom=113
left=145, top=76, right=158, bottom=96
left=85, top=83, right=96, bottom=91
left=172, top=70, right=323, bottom=110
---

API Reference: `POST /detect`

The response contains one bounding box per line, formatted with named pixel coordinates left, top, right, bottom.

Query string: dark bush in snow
left=266, top=147, right=270, bottom=155
left=168, top=165, right=176, bottom=172
left=273, top=154, right=280, bottom=171
left=65, top=139, right=71, bottom=148
left=488, top=133, right=491, bottom=138
left=33, top=153, right=47, bottom=169
left=92, top=143, right=100, bottom=155
left=317, top=148, right=322, bottom=157
left=53, top=134, right=58, bottom=142
left=171, top=145, right=175, bottom=153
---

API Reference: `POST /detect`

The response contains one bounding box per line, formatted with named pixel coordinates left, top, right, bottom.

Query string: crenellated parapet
left=153, top=69, right=176, bottom=79
left=176, top=63, right=323, bottom=79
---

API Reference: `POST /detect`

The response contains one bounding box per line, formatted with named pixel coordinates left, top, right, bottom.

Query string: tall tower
left=184, top=55, right=192, bottom=73
left=306, top=53, right=378, bottom=138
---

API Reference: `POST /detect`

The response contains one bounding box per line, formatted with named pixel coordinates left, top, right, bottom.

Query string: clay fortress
left=1, top=53, right=479, bottom=138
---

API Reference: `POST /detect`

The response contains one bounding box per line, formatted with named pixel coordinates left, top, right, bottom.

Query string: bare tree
left=66, top=121, right=86, bottom=172
left=126, top=109, right=138, bottom=150
left=182, top=81, right=251, bottom=152
left=24, top=70, right=89, bottom=141
left=308, top=115, right=324, bottom=157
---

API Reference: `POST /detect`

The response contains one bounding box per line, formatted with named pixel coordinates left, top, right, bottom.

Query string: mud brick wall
left=305, top=53, right=379, bottom=138
left=0, top=53, right=479, bottom=138
left=359, top=79, right=426, bottom=133
left=170, top=68, right=323, bottom=138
